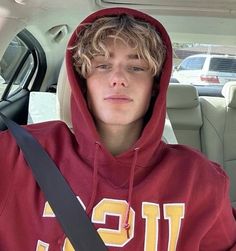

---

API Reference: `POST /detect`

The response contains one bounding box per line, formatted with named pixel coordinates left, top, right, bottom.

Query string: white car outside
left=172, top=54, right=236, bottom=85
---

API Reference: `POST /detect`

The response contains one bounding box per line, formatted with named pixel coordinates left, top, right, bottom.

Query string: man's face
left=86, top=38, right=154, bottom=128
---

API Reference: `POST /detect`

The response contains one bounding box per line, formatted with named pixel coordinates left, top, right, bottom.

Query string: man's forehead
left=91, top=38, right=144, bottom=60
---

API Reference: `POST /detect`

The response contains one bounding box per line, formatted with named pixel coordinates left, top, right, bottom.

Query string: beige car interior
left=27, top=63, right=236, bottom=207
left=167, top=82, right=236, bottom=208
left=200, top=82, right=236, bottom=208
left=167, top=84, right=203, bottom=150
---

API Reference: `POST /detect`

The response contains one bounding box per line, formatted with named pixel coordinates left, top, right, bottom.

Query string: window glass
left=209, top=58, right=236, bottom=73
left=178, top=60, right=188, bottom=70
left=179, top=57, right=205, bottom=70
left=0, top=35, right=33, bottom=99
left=8, top=54, right=34, bottom=96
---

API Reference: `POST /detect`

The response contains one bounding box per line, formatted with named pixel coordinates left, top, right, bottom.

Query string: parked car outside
left=172, top=54, right=236, bottom=85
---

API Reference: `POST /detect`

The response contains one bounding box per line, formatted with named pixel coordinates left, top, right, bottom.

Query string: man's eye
left=128, top=66, right=145, bottom=72
left=96, top=64, right=110, bottom=70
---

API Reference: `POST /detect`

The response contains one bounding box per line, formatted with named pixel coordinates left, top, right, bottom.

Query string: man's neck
left=97, top=120, right=143, bottom=156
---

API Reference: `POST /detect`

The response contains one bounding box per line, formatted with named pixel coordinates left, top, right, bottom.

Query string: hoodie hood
left=65, top=7, right=172, bottom=185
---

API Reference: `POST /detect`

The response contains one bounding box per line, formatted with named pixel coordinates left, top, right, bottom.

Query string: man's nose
left=109, top=68, right=128, bottom=88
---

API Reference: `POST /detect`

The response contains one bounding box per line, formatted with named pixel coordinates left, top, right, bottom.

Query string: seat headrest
left=222, top=81, right=236, bottom=108
left=167, top=84, right=199, bottom=109
left=56, top=60, right=72, bottom=129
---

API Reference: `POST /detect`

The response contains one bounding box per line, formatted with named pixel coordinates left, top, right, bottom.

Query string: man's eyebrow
left=127, top=54, right=139, bottom=59
left=108, top=52, right=140, bottom=59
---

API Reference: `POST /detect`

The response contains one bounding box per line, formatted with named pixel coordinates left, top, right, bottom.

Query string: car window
left=0, top=33, right=35, bottom=100
left=179, top=57, right=205, bottom=71
left=209, top=58, right=236, bottom=73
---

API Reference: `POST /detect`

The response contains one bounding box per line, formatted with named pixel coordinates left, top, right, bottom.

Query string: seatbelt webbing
left=0, top=112, right=107, bottom=251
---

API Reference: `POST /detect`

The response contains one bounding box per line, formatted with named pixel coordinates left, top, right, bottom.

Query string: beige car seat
left=56, top=61, right=72, bottom=129
left=167, top=84, right=203, bottom=151
left=200, top=81, right=236, bottom=207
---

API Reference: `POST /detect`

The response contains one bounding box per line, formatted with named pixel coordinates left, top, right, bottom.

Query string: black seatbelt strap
left=0, top=112, right=107, bottom=251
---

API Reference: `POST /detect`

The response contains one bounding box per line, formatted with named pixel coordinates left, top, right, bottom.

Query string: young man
left=0, top=7, right=236, bottom=251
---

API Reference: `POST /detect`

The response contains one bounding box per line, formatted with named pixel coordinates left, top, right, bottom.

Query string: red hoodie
left=0, top=7, right=236, bottom=251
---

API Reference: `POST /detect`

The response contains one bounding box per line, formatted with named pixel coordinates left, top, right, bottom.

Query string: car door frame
left=0, top=29, right=46, bottom=130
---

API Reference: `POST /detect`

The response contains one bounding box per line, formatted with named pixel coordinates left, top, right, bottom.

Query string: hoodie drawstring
left=123, top=147, right=139, bottom=239
left=86, top=143, right=140, bottom=240
left=86, top=141, right=100, bottom=215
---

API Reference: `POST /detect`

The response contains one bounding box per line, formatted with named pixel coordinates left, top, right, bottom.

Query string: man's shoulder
left=0, top=120, right=74, bottom=148
left=24, top=120, right=71, bottom=135
left=163, top=143, right=229, bottom=206
left=164, top=143, right=228, bottom=182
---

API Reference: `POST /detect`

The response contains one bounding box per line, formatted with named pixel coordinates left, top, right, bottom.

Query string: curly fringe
left=71, top=14, right=166, bottom=78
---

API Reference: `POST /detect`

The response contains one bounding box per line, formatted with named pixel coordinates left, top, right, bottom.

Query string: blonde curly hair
left=73, top=14, right=166, bottom=78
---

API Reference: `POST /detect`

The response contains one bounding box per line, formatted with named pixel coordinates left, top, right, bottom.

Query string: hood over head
left=65, top=7, right=172, bottom=230
left=65, top=7, right=172, bottom=167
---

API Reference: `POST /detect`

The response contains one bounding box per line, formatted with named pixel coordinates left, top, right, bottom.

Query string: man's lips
left=104, top=94, right=133, bottom=103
